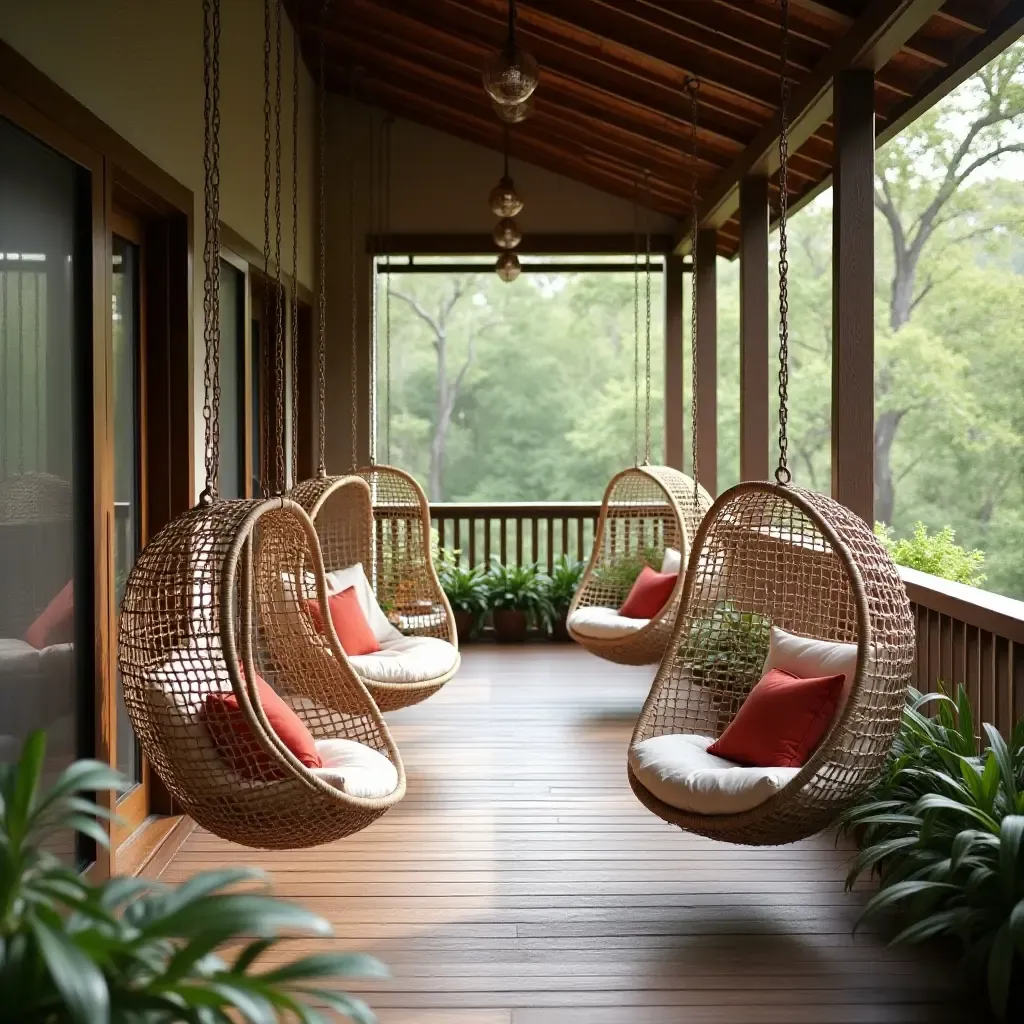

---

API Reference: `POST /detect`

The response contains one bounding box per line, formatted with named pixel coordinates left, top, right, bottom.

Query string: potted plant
left=486, top=560, right=554, bottom=643
left=0, top=730, right=386, bottom=1023
left=546, top=553, right=585, bottom=641
left=839, top=688, right=1024, bottom=1021
left=436, top=549, right=489, bottom=642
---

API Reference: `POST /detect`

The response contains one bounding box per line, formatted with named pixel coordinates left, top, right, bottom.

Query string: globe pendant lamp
left=492, top=96, right=533, bottom=124
left=495, top=251, right=521, bottom=282
left=482, top=0, right=539, bottom=109
left=488, top=143, right=523, bottom=218
left=493, top=217, right=522, bottom=250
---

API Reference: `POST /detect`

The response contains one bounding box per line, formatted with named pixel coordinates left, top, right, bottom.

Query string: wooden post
left=832, top=69, right=875, bottom=522
left=695, top=228, right=718, bottom=495
left=663, top=253, right=684, bottom=470
left=739, top=175, right=769, bottom=481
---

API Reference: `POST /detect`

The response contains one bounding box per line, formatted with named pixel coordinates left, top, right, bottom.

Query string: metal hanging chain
left=348, top=69, right=359, bottom=472
left=261, top=0, right=273, bottom=497
left=643, top=173, right=653, bottom=466
left=688, top=77, right=701, bottom=497
left=316, top=17, right=327, bottom=477
left=290, top=14, right=299, bottom=485
left=273, top=0, right=286, bottom=495
left=632, top=180, right=640, bottom=468
left=384, top=116, right=394, bottom=466
left=776, top=0, right=792, bottom=485
left=367, top=110, right=378, bottom=467
left=200, top=0, right=222, bottom=503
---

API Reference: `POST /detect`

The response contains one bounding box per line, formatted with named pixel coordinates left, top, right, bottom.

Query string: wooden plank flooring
left=162, top=645, right=962, bottom=1023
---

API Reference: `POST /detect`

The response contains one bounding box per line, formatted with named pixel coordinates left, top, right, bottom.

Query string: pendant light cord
left=290, top=11, right=299, bottom=487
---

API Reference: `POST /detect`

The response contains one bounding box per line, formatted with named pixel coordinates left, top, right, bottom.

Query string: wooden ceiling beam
left=682, top=0, right=947, bottom=246
left=314, top=23, right=739, bottom=184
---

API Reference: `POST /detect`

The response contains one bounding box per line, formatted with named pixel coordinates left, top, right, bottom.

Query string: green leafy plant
left=592, top=545, right=663, bottom=600
left=679, top=600, right=771, bottom=687
left=485, top=560, right=555, bottom=629
left=436, top=549, right=490, bottom=625
left=545, top=554, right=585, bottom=615
left=875, top=522, right=987, bottom=587
left=839, top=687, right=1024, bottom=1020
left=0, top=731, right=386, bottom=1023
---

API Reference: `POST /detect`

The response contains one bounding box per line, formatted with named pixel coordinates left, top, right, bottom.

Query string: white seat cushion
left=568, top=606, right=649, bottom=640
left=325, top=563, right=403, bottom=644
left=661, top=547, right=682, bottom=574
left=312, top=737, right=398, bottom=798
left=348, top=634, right=459, bottom=684
left=762, top=627, right=859, bottom=718
left=629, top=734, right=800, bottom=816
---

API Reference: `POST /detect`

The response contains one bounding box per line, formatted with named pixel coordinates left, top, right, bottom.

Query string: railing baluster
left=516, top=518, right=524, bottom=568
left=531, top=517, right=539, bottom=565
left=577, top=517, right=585, bottom=562
left=562, top=518, right=569, bottom=562
left=547, top=517, right=555, bottom=574
left=468, top=516, right=477, bottom=569
left=453, top=517, right=462, bottom=564
left=995, top=637, right=1011, bottom=738
left=500, top=518, right=507, bottom=566
left=484, top=516, right=492, bottom=569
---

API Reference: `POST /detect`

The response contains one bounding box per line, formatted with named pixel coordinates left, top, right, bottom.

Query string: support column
left=695, top=228, right=718, bottom=495
left=739, top=175, right=769, bottom=481
left=832, top=69, right=875, bottom=522
left=663, top=253, right=684, bottom=470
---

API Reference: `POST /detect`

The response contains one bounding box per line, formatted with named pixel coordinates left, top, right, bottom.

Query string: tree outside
left=375, top=43, right=1024, bottom=600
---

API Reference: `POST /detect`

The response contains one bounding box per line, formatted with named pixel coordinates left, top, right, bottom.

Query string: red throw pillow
left=708, top=668, right=845, bottom=768
left=619, top=566, right=677, bottom=619
left=304, top=587, right=380, bottom=657
left=205, top=670, right=322, bottom=781
left=25, top=581, right=75, bottom=650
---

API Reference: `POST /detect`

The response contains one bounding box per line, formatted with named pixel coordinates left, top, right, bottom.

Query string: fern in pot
left=0, top=730, right=386, bottom=1023
left=436, top=548, right=489, bottom=642
left=486, top=560, right=555, bottom=643
left=546, top=554, right=585, bottom=641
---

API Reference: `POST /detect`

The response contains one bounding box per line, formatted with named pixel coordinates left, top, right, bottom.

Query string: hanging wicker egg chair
left=628, top=482, right=914, bottom=845
left=627, top=9, right=914, bottom=846
left=289, top=77, right=457, bottom=711
left=568, top=466, right=712, bottom=665
left=118, top=0, right=404, bottom=850
left=120, top=495, right=406, bottom=849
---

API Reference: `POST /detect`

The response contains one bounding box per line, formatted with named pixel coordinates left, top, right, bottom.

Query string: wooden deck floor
left=162, top=645, right=962, bottom=1023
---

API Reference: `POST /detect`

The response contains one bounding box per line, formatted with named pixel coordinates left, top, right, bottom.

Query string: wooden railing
left=901, top=566, right=1024, bottom=737
left=432, top=501, right=600, bottom=571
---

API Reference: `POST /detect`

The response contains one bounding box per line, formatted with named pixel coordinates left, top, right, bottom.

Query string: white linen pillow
left=660, top=547, right=682, bottom=574
left=762, top=626, right=859, bottom=716
left=630, top=734, right=799, bottom=816
left=325, top=563, right=402, bottom=643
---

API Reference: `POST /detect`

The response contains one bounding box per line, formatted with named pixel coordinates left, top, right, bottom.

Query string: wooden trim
left=738, top=176, right=770, bottom=482
left=115, top=815, right=197, bottom=879
left=221, top=222, right=315, bottom=306
left=900, top=568, right=1024, bottom=645
left=663, top=254, right=684, bottom=471
left=695, top=229, right=718, bottom=496
left=296, top=301, right=315, bottom=482
left=368, top=233, right=677, bottom=256
left=831, top=70, right=875, bottom=524
left=378, top=260, right=670, bottom=274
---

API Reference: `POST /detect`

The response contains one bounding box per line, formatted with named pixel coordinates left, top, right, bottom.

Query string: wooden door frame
left=221, top=245, right=254, bottom=498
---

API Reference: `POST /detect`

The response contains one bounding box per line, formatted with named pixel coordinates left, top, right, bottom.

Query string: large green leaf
left=30, top=916, right=109, bottom=1024
left=985, top=724, right=1018, bottom=806
left=258, top=952, right=388, bottom=984
left=987, top=922, right=1017, bottom=1021
left=889, top=908, right=965, bottom=946
left=998, top=816, right=1024, bottom=899
left=915, top=793, right=1000, bottom=833
left=143, top=894, right=333, bottom=943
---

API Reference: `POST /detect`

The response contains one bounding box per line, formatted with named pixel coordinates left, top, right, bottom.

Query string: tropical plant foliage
left=545, top=554, right=585, bottom=613
left=435, top=549, right=490, bottom=624
left=875, top=522, right=987, bottom=587
left=840, top=688, right=1024, bottom=1020
left=0, top=731, right=385, bottom=1024
left=485, top=560, right=555, bottom=628
left=679, top=601, right=772, bottom=686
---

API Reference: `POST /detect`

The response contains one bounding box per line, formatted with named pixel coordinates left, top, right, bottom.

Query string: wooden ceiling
left=287, top=0, right=1024, bottom=256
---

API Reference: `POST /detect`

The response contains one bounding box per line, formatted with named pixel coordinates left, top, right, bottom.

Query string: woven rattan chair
left=628, top=482, right=915, bottom=846
left=119, top=496, right=405, bottom=849
left=567, top=465, right=713, bottom=666
left=292, top=466, right=459, bottom=711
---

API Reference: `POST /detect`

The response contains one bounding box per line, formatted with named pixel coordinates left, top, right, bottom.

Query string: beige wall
left=0, top=0, right=315, bottom=493
left=323, top=95, right=675, bottom=474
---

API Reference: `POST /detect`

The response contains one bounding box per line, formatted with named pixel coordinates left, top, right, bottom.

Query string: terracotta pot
left=493, top=608, right=530, bottom=643
left=551, top=610, right=571, bottom=641
left=453, top=609, right=475, bottom=643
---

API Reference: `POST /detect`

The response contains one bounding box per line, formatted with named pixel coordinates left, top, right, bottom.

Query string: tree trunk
left=873, top=408, right=904, bottom=526
left=889, top=250, right=915, bottom=332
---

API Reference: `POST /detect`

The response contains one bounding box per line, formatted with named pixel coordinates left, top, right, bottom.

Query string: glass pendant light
left=482, top=0, right=539, bottom=107
left=492, top=96, right=533, bottom=124
left=488, top=136, right=523, bottom=218
left=495, top=251, right=521, bottom=282
left=493, top=217, right=522, bottom=250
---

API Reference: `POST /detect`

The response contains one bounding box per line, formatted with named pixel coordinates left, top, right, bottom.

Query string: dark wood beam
left=695, top=228, right=718, bottom=496
left=831, top=69, right=875, bottom=523
left=684, top=0, right=947, bottom=243
left=739, top=175, right=770, bottom=482
left=368, top=234, right=677, bottom=257
left=664, top=253, right=685, bottom=471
